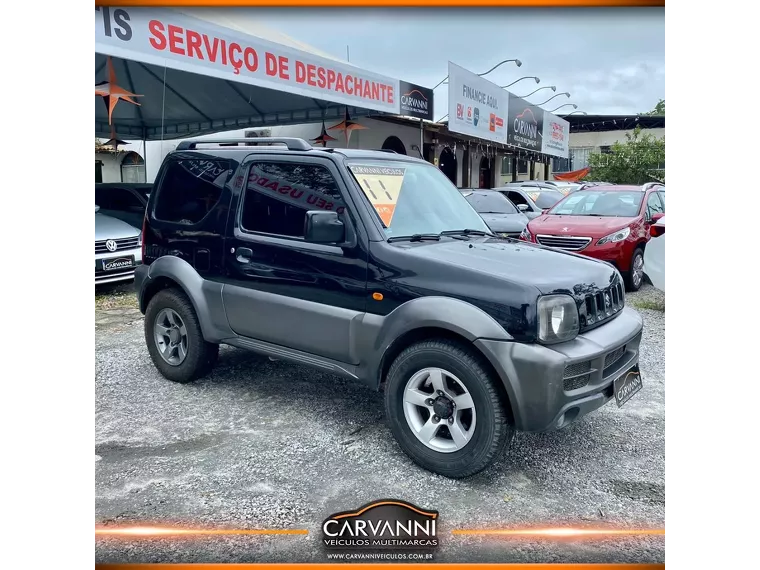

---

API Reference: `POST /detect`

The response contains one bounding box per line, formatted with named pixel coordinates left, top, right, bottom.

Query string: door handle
left=235, top=247, right=253, bottom=263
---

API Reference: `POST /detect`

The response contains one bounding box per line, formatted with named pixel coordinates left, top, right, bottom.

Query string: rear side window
left=154, top=158, right=232, bottom=224
left=240, top=161, right=345, bottom=238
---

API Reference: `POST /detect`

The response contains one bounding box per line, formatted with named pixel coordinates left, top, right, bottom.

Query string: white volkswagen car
left=95, top=205, right=143, bottom=285
left=643, top=215, right=664, bottom=292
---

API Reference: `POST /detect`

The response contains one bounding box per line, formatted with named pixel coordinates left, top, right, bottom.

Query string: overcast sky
left=248, top=8, right=664, bottom=116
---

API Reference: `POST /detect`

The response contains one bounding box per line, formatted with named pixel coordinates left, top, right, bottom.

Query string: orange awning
left=554, top=167, right=590, bottom=182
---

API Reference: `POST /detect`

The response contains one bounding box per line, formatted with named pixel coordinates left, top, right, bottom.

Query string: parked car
left=643, top=215, right=665, bottom=292
left=460, top=189, right=529, bottom=238
left=548, top=181, right=584, bottom=195
left=495, top=185, right=565, bottom=219
left=136, top=137, right=644, bottom=479
left=95, top=205, right=143, bottom=285
left=95, top=183, right=152, bottom=230
left=521, top=183, right=665, bottom=291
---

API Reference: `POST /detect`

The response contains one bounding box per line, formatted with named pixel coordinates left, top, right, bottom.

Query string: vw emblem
left=604, top=293, right=611, bottom=308
left=105, top=239, right=117, bottom=252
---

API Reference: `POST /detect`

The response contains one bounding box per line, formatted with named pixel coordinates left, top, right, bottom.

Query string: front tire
left=384, top=339, right=514, bottom=478
left=144, top=288, right=219, bottom=384
left=626, top=248, right=645, bottom=292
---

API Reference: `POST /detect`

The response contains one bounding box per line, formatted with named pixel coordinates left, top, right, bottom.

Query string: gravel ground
left=95, top=284, right=665, bottom=563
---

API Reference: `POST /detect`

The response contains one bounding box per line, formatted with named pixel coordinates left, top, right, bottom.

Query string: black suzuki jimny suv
left=135, top=137, right=644, bottom=479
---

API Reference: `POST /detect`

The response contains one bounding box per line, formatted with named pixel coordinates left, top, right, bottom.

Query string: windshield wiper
left=440, top=228, right=496, bottom=238
left=387, top=233, right=441, bottom=243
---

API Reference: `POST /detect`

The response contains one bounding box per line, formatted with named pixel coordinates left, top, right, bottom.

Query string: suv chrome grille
left=95, top=237, right=139, bottom=254
left=580, top=281, right=625, bottom=330
left=536, top=234, right=592, bottom=251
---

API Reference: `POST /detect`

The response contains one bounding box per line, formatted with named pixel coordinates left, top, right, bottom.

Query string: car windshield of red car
left=549, top=190, right=643, bottom=217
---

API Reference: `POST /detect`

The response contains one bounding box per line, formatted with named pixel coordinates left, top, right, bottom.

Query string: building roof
left=559, top=114, right=665, bottom=133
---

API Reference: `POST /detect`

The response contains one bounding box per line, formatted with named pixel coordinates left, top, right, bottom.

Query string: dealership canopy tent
left=95, top=8, right=406, bottom=140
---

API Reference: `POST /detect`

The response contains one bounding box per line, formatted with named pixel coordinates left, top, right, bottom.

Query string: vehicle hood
left=479, top=213, right=529, bottom=233
left=95, top=213, right=141, bottom=240
left=527, top=214, right=637, bottom=238
left=401, top=237, right=618, bottom=296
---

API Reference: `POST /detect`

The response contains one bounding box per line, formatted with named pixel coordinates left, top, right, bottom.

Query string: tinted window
left=95, top=187, right=144, bottom=212
left=524, top=189, right=564, bottom=209
left=465, top=192, right=518, bottom=214
left=241, top=162, right=344, bottom=238
left=154, top=158, right=232, bottom=224
left=550, top=190, right=644, bottom=217
left=505, top=191, right=529, bottom=207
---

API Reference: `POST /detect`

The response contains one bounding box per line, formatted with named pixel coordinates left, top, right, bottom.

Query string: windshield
left=465, top=192, right=518, bottom=214
left=347, top=160, right=490, bottom=237
left=524, top=189, right=564, bottom=209
left=549, top=190, right=644, bottom=217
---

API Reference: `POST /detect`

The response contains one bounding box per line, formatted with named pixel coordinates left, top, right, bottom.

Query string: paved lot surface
left=95, top=284, right=665, bottom=563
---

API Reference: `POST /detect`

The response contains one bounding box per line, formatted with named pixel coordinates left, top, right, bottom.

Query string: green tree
left=587, top=126, right=665, bottom=184
left=643, top=99, right=664, bottom=116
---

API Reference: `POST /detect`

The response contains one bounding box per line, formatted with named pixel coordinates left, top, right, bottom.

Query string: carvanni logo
left=514, top=107, right=538, bottom=140
left=322, top=499, right=439, bottom=550
left=400, top=89, right=429, bottom=112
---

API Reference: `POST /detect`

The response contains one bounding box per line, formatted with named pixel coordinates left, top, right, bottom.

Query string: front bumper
left=577, top=242, right=631, bottom=272
left=476, top=306, right=643, bottom=432
left=95, top=247, right=143, bottom=285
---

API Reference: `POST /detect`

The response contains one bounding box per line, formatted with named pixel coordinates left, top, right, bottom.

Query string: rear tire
left=144, top=288, right=219, bottom=384
left=384, top=339, right=513, bottom=478
left=625, top=248, right=645, bottom=292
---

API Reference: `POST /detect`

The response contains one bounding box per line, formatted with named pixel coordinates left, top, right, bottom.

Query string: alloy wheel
left=154, top=308, right=189, bottom=366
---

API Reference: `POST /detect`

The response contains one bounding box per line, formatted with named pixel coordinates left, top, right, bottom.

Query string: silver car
left=95, top=205, right=143, bottom=285
left=495, top=185, right=565, bottom=220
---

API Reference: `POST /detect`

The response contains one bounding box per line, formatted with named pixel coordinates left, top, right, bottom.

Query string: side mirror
left=95, top=205, right=100, bottom=213
left=516, top=203, right=530, bottom=212
left=651, top=212, right=665, bottom=223
left=304, top=211, right=345, bottom=244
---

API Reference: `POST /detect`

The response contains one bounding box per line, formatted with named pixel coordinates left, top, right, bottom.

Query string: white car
left=643, top=215, right=665, bottom=292
left=95, top=205, right=143, bottom=285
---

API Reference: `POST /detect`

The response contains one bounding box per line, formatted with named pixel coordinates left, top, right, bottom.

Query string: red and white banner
left=95, top=7, right=400, bottom=114
left=541, top=114, right=570, bottom=159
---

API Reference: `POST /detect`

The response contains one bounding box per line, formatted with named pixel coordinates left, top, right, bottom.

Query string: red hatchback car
left=520, top=183, right=665, bottom=291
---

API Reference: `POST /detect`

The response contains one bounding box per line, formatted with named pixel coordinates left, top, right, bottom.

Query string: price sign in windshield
left=349, top=165, right=405, bottom=226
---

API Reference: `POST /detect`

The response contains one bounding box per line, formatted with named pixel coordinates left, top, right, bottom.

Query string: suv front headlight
left=137, top=232, right=143, bottom=246
left=537, top=295, right=579, bottom=344
left=520, top=227, right=532, bottom=241
left=597, top=226, right=630, bottom=245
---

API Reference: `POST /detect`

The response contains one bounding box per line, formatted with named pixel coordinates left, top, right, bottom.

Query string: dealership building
left=96, top=8, right=574, bottom=188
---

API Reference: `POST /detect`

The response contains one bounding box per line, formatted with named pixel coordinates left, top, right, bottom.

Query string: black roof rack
left=376, top=149, right=398, bottom=154
left=175, top=137, right=312, bottom=152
